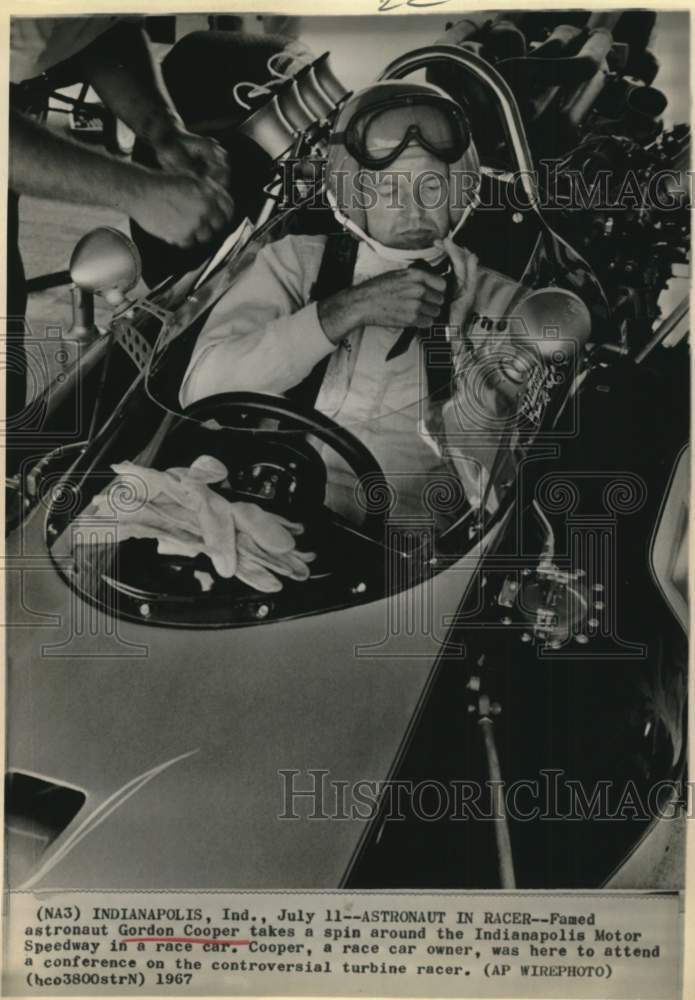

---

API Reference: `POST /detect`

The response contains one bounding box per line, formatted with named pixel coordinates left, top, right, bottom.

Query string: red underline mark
left=121, top=937, right=251, bottom=946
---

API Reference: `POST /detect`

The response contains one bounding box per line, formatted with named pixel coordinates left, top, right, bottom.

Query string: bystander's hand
left=129, top=171, right=235, bottom=248
left=152, top=125, right=231, bottom=189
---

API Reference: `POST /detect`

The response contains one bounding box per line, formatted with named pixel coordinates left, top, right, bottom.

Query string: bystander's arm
left=9, top=109, right=233, bottom=248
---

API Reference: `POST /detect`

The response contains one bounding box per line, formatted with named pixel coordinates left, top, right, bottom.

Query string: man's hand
left=152, top=126, right=231, bottom=188
left=9, top=110, right=233, bottom=250
left=437, top=236, right=478, bottom=332
left=82, top=23, right=231, bottom=189
left=318, top=268, right=447, bottom=345
left=130, top=172, right=235, bottom=248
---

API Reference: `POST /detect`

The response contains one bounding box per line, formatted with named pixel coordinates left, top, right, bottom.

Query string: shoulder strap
left=285, top=232, right=359, bottom=410
left=310, top=231, right=359, bottom=302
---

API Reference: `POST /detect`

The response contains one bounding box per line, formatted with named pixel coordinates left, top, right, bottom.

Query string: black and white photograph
left=2, top=4, right=691, bottom=998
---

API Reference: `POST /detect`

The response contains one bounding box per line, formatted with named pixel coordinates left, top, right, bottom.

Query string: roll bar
left=379, top=44, right=540, bottom=210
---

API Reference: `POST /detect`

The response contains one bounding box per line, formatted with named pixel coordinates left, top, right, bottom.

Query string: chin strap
left=326, top=189, right=479, bottom=264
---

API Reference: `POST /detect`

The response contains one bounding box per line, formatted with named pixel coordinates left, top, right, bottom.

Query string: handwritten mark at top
left=378, top=0, right=453, bottom=12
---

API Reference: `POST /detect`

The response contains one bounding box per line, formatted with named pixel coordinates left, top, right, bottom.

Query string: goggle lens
left=345, top=99, right=470, bottom=167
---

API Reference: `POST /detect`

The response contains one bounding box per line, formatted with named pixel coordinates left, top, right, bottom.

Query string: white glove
left=86, top=456, right=315, bottom=593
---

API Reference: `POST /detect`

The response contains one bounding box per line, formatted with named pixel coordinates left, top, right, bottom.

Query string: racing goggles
left=336, top=94, right=471, bottom=169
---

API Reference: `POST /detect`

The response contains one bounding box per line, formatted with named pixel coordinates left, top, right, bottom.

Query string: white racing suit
left=181, top=234, right=521, bottom=523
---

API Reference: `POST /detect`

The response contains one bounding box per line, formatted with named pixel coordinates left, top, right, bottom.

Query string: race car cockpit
left=42, top=46, right=599, bottom=631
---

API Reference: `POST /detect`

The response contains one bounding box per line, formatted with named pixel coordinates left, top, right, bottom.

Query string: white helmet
left=325, top=80, right=481, bottom=261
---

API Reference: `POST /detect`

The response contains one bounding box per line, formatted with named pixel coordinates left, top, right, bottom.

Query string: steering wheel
left=182, top=392, right=391, bottom=536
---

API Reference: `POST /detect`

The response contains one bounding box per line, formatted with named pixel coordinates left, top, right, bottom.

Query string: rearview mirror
left=70, top=226, right=142, bottom=304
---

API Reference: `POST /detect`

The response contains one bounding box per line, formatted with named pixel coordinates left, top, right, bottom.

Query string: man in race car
left=181, top=81, right=520, bottom=520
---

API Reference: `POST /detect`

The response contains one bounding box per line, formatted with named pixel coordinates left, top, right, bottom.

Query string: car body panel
left=6, top=505, right=485, bottom=890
